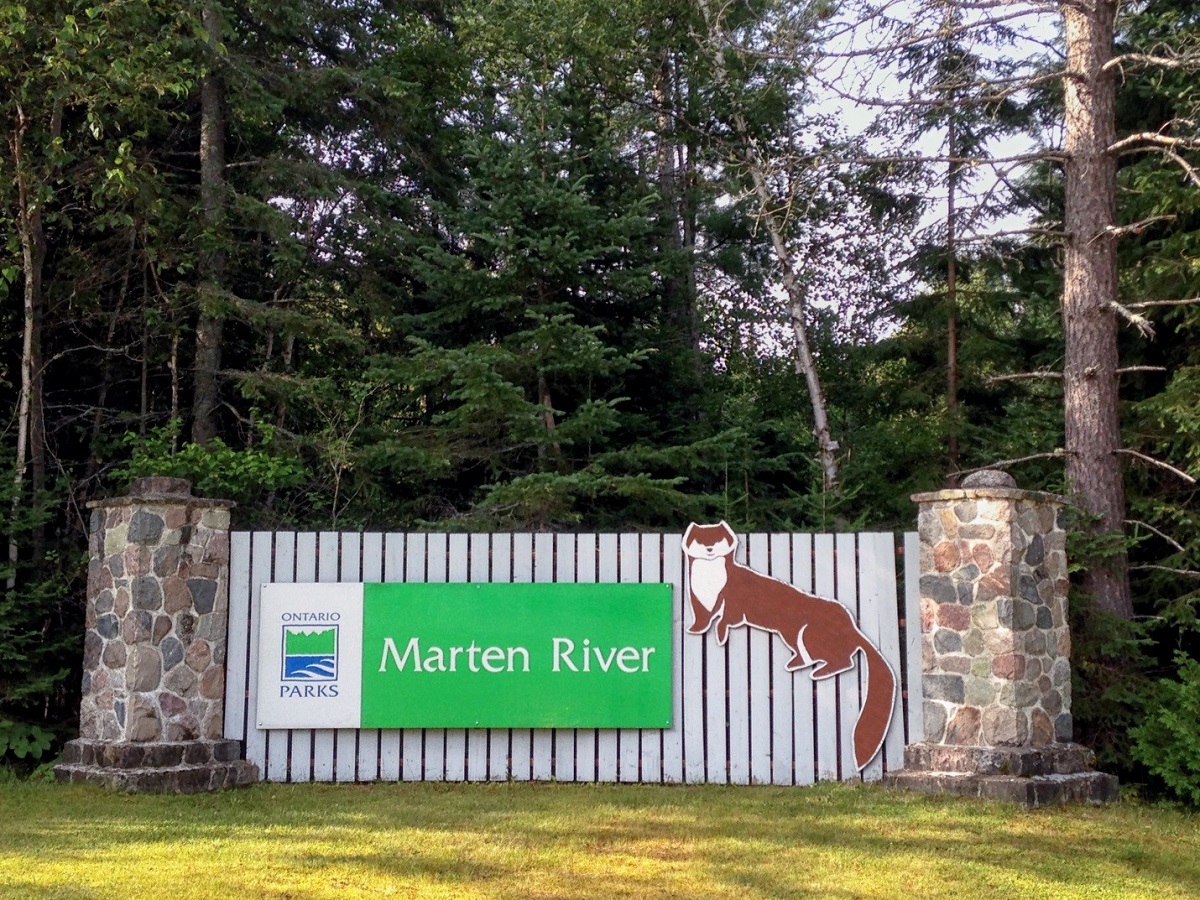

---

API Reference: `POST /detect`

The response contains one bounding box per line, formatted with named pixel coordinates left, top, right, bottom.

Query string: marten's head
left=681, top=521, right=737, bottom=560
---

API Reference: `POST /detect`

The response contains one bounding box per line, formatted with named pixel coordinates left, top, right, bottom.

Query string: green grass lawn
left=0, top=780, right=1196, bottom=899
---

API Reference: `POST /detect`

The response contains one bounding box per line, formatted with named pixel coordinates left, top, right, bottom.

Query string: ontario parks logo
left=282, top=624, right=339, bottom=681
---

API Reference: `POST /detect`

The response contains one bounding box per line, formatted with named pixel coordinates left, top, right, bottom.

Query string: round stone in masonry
left=161, top=636, right=185, bottom=671
left=132, top=576, right=163, bottom=611
left=128, top=510, right=165, bottom=544
left=961, top=469, right=1018, bottom=489
left=925, top=674, right=965, bottom=704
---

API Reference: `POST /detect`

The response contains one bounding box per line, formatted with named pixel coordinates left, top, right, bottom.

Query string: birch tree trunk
left=697, top=0, right=840, bottom=492
left=1060, top=0, right=1133, bottom=618
left=8, top=103, right=51, bottom=580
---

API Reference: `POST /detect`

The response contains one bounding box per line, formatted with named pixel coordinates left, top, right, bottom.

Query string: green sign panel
left=257, top=582, right=673, bottom=730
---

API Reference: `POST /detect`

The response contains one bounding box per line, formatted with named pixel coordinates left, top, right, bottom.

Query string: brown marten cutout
left=682, top=521, right=896, bottom=771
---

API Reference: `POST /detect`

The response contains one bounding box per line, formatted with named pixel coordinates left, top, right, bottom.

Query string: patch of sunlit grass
left=0, top=781, right=1196, bottom=899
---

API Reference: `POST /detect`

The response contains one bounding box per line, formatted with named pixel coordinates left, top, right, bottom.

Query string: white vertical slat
left=245, top=532, right=273, bottom=777
left=466, top=534, right=490, bottom=782
left=725, top=535, right=750, bottom=785
left=617, top=532, right=642, bottom=783
left=595, top=533, right=620, bottom=782
left=662, top=530, right=685, bottom=784
left=532, top=532, right=556, bottom=782
left=704, top=523, right=729, bottom=785
left=640, top=533, right=664, bottom=783
left=487, top=534, right=512, bottom=781
left=574, top=534, right=598, bottom=782
left=224, top=531, right=253, bottom=766
left=356, top=533, right=383, bottom=782
left=904, top=531, right=925, bottom=744
left=265, top=533, right=296, bottom=783
left=860, top=532, right=903, bottom=781
left=680, top=527, right=705, bottom=784
left=768, top=533, right=794, bottom=785
left=836, top=532, right=862, bottom=782
left=423, top=533, right=448, bottom=781
left=792, top=534, right=816, bottom=786
left=378, top=533, right=404, bottom=781
left=509, top=533, right=534, bottom=781
left=747, top=534, right=772, bottom=785
left=814, top=534, right=839, bottom=781
left=402, top=534, right=426, bottom=782
left=553, top=534, right=577, bottom=783
left=442, top=533, right=469, bottom=783
left=310, top=532, right=340, bottom=782
left=289, top=532, right=318, bottom=782
left=334, top=532, right=361, bottom=783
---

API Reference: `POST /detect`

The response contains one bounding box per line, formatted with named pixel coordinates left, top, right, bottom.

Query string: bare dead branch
left=958, top=226, right=1066, bottom=244
left=986, top=370, right=1062, bottom=384
left=1116, top=366, right=1167, bottom=375
left=1126, top=298, right=1200, bottom=310
left=1103, top=215, right=1176, bottom=238
left=1102, top=52, right=1200, bottom=75
left=1130, top=564, right=1200, bottom=579
left=1127, top=519, right=1187, bottom=554
left=1110, top=131, right=1200, bottom=155
left=1114, top=448, right=1197, bottom=485
left=815, top=5, right=1059, bottom=62
left=952, top=450, right=1068, bottom=477
left=1164, top=148, right=1200, bottom=189
left=1108, top=300, right=1156, bottom=339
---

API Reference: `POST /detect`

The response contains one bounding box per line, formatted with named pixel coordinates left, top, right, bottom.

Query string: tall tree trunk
left=946, top=114, right=960, bottom=482
left=8, top=103, right=52, bottom=579
left=654, top=49, right=702, bottom=391
left=191, top=3, right=226, bottom=446
left=1061, top=0, right=1132, bottom=618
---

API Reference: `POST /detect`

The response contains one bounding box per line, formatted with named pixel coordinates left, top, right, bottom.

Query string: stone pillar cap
left=86, top=475, right=235, bottom=509
left=912, top=469, right=1069, bottom=506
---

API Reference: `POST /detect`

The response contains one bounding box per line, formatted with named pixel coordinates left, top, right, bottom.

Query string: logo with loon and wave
left=282, top=625, right=338, bottom=681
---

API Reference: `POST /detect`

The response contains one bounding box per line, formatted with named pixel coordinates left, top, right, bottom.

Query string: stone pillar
left=885, top=470, right=1117, bottom=806
left=56, top=477, right=258, bottom=792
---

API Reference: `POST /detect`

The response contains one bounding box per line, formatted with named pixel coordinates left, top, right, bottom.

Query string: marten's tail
left=852, top=640, right=897, bottom=770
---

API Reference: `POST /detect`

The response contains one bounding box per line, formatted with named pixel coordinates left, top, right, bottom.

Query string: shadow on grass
left=1, top=781, right=1197, bottom=899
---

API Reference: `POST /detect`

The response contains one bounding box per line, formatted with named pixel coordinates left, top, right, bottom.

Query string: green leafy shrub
left=1131, top=653, right=1200, bottom=806
left=0, top=719, right=53, bottom=762
left=110, top=420, right=308, bottom=521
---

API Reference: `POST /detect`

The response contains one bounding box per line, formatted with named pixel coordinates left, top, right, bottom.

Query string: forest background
left=2, top=0, right=1199, bottom=801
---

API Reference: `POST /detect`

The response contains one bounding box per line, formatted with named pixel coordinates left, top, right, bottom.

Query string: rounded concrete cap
left=128, top=476, right=194, bottom=498
left=961, top=469, right=1018, bottom=489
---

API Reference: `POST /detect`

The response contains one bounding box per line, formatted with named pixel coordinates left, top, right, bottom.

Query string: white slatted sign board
left=224, top=531, right=919, bottom=784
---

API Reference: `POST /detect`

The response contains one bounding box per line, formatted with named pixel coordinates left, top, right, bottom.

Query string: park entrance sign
left=256, top=582, right=674, bottom=729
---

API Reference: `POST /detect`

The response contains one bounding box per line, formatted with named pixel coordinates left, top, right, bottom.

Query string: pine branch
left=1114, top=448, right=1197, bottom=485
